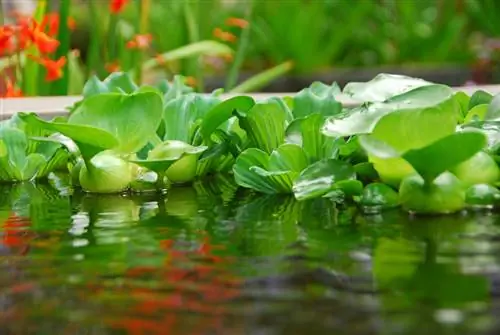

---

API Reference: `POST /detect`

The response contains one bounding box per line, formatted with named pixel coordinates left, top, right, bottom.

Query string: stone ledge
left=1, top=85, right=500, bottom=120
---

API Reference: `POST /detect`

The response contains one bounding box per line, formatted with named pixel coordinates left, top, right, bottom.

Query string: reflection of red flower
left=101, top=234, right=241, bottom=334
left=2, top=213, right=32, bottom=248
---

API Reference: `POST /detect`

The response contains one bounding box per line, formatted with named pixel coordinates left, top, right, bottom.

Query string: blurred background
left=1, top=0, right=500, bottom=95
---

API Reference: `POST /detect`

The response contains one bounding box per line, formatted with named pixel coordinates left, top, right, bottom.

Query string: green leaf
left=343, top=73, right=433, bottom=102
left=158, top=75, right=194, bottom=102
left=163, top=93, right=220, bottom=143
left=236, top=100, right=290, bottom=154
left=402, top=131, right=486, bottom=182
left=130, top=141, right=207, bottom=174
left=468, top=90, right=492, bottom=111
left=82, top=72, right=139, bottom=98
left=200, top=96, right=255, bottom=143
left=233, top=144, right=307, bottom=194
left=454, top=91, right=470, bottom=119
left=323, top=84, right=456, bottom=139
left=358, top=183, right=400, bottom=209
left=268, top=143, right=308, bottom=172
left=19, top=113, right=118, bottom=160
left=0, top=128, right=50, bottom=181
left=465, top=184, right=500, bottom=206
left=464, top=104, right=489, bottom=123
left=293, top=159, right=356, bottom=200
left=485, top=93, right=500, bottom=121
left=69, top=91, right=163, bottom=153
left=293, top=81, right=342, bottom=118
left=360, top=132, right=487, bottom=183
left=460, top=121, right=500, bottom=154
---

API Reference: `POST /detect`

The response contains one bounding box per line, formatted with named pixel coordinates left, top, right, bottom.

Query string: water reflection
left=0, top=177, right=500, bottom=333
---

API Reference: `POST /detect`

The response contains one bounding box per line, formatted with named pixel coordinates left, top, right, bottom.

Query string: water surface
left=1, top=174, right=499, bottom=334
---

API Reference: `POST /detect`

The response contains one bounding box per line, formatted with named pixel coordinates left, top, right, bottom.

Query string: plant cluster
left=0, top=0, right=293, bottom=97
left=1, top=72, right=500, bottom=216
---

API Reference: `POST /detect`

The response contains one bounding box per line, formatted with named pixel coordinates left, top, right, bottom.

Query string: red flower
left=225, top=17, right=249, bottom=29
left=41, top=13, right=77, bottom=37
left=32, top=21, right=60, bottom=53
left=2, top=79, right=23, bottom=98
left=184, top=76, right=197, bottom=87
left=105, top=61, right=121, bottom=73
left=28, top=55, right=66, bottom=81
left=0, top=25, right=15, bottom=55
left=110, top=0, right=129, bottom=14
left=212, top=28, right=237, bottom=43
left=126, top=34, right=152, bottom=50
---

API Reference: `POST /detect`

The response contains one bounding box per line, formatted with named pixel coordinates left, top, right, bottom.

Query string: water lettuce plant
left=6, top=72, right=500, bottom=217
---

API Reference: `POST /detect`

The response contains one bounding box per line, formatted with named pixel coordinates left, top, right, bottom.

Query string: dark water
left=1, top=173, right=500, bottom=334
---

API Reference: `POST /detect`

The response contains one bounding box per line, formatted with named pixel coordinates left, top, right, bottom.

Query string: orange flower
left=225, top=17, right=249, bottom=29
left=105, top=61, right=121, bottom=73
left=184, top=76, right=197, bottom=87
left=126, top=34, right=152, bottom=50
left=28, top=55, right=66, bottom=81
left=0, top=25, right=15, bottom=55
left=67, top=17, right=77, bottom=31
left=22, top=19, right=60, bottom=53
left=155, top=54, right=166, bottom=66
left=41, top=13, right=77, bottom=37
left=3, top=80, right=23, bottom=98
left=110, top=0, right=129, bottom=14
left=212, top=28, right=237, bottom=43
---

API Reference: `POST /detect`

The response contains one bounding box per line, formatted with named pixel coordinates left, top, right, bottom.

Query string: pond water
left=1, top=173, right=500, bottom=334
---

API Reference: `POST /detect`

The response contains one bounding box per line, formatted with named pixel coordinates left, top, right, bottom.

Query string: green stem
left=155, top=171, right=166, bottom=192
left=107, top=13, right=119, bottom=63
left=23, top=0, right=47, bottom=96
left=183, top=0, right=204, bottom=92
left=229, top=60, right=293, bottom=93
left=224, top=0, right=254, bottom=91
left=86, top=0, right=103, bottom=77
left=52, top=0, right=71, bottom=95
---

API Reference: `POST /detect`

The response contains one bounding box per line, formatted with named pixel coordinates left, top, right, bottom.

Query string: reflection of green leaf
left=293, top=159, right=358, bottom=200
left=233, top=144, right=308, bottom=194
left=358, top=183, right=399, bottom=209
left=234, top=195, right=300, bottom=256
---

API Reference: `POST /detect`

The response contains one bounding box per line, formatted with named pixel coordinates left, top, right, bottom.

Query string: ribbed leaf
left=236, top=100, right=289, bottom=154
